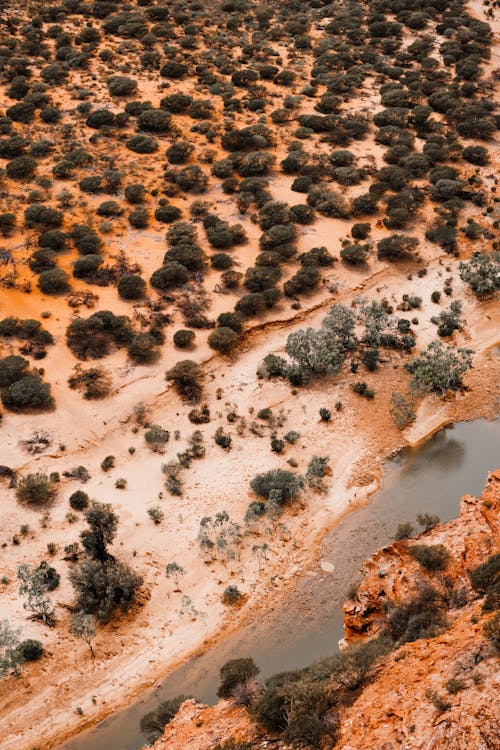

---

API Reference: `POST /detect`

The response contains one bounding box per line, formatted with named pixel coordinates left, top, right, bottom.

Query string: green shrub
left=16, top=472, right=58, bottom=506
left=17, top=639, right=44, bottom=661
left=409, top=544, right=450, bottom=571
left=69, top=557, right=142, bottom=623
left=117, top=275, right=146, bottom=300
left=208, top=327, right=239, bottom=355
left=139, top=695, right=192, bottom=744
left=38, top=268, right=70, bottom=294
left=250, top=469, right=303, bottom=504
left=217, top=658, right=259, bottom=699
left=2, top=375, right=53, bottom=411
left=166, top=360, right=203, bottom=403
left=173, top=329, right=195, bottom=348
left=69, top=491, right=89, bottom=511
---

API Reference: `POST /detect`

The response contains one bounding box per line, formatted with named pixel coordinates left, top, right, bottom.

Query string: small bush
left=208, top=327, right=238, bottom=355
left=17, top=639, right=44, bottom=661
left=173, top=329, right=195, bottom=348
left=217, top=658, right=259, bottom=699
left=38, top=268, right=70, bottom=295
left=250, top=469, right=303, bottom=504
left=16, top=473, right=58, bottom=506
left=166, top=360, right=203, bottom=403
left=409, top=544, right=450, bottom=571
left=69, top=491, right=89, bottom=511
left=117, top=275, right=146, bottom=300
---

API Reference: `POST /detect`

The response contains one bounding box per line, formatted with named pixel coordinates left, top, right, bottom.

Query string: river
left=61, top=416, right=500, bottom=750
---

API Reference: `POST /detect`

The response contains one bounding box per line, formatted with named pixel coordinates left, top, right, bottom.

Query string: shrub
left=469, top=554, right=500, bottom=594
left=409, top=544, right=450, bottom=571
left=341, top=243, right=369, bottom=265
left=128, top=208, right=149, bottom=229
left=73, top=255, right=103, bottom=279
left=86, top=109, right=115, bottom=129
left=140, top=696, right=192, bottom=744
left=137, top=109, right=171, bottom=133
left=126, top=135, right=158, bottom=154
left=459, top=252, right=500, bottom=298
left=250, top=469, right=303, bottom=504
left=6, top=156, right=37, bottom=180
left=0, top=355, right=29, bottom=387
left=117, top=275, right=146, bottom=300
left=155, top=205, right=182, bottom=224
left=377, top=235, right=419, bottom=261
left=145, top=425, right=170, bottom=453
left=107, top=76, right=137, bottom=97
left=217, top=658, right=259, bottom=699
left=150, top=262, right=189, bottom=291
left=208, top=327, right=239, bottom=355
left=69, top=558, right=142, bottom=623
left=128, top=334, right=159, bottom=364
left=166, top=360, right=202, bottom=403
left=173, top=329, right=195, bottom=349
left=69, top=491, right=89, bottom=511
left=222, top=585, right=242, bottom=605
left=406, top=342, right=473, bottom=394
left=1, top=375, right=53, bottom=411
left=38, top=268, right=70, bottom=294
left=16, top=473, right=58, bottom=506
left=387, top=585, right=447, bottom=644
left=17, top=639, right=44, bottom=661
left=462, top=146, right=489, bottom=166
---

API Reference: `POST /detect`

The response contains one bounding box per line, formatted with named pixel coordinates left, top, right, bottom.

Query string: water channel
left=61, top=416, right=500, bottom=750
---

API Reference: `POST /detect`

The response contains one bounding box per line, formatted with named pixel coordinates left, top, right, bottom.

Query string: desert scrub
left=16, top=473, right=58, bottom=507
left=409, top=544, right=450, bottom=571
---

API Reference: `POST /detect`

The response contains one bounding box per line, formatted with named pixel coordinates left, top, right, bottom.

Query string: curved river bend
left=61, top=417, right=500, bottom=750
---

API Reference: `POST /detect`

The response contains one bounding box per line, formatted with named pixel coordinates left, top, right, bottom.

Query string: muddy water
left=61, top=417, right=500, bottom=750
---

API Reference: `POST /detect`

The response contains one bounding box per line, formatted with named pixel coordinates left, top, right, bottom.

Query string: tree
left=217, top=658, right=260, bottom=699
left=459, top=252, right=500, bottom=298
left=286, top=328, right=344, bottom=378
left=0, top=620, right=22, bottom=678
left=406, top=342, right=473, bottom=394
left=250, top=469, right=303, bottom=504
left=69, top=557, right=142, bottom=623
left=17, top=564, right=56, bottom=627
left=70, top=611, right=96, bottom=657
left=80, top=501, right=118, bottom=562
left=165, top=562, right=185, bottom=592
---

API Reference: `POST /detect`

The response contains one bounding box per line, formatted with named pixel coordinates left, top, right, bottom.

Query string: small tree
left=0, top=620, right=22, bottom=678
left=406, top=342, right=473, bottom=394
left=165, top=562, right=185, bottom=592
left=145, top=425, right=170, bottom=453
left=217, top=658, right=260, bottom=699
left=390, top=392, right=416, bottom=429
left=80, top=501, right=118, bottom=562
left=70, top=611, right=96, bottom=657
left=17, top=564, right=56, bottom=627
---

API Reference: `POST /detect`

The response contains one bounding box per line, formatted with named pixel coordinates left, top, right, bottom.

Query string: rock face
left=143, top=472, right=500, bottom=750
left=343, top=469, right=500, bottom=641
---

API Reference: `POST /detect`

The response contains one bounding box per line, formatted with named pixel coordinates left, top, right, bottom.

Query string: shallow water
left=61, top=417, right=500, bottom=750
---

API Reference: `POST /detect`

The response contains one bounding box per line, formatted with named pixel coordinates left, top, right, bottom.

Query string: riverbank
left=1, top=278, right=499, bottom=750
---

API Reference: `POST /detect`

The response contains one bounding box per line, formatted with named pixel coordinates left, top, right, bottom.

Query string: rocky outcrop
left=142, top=471, right=500, bottom=750
left=343, top=469, right=500, bottom=640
